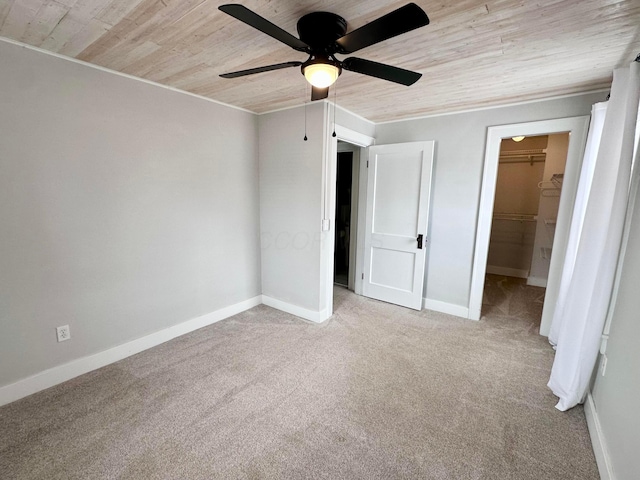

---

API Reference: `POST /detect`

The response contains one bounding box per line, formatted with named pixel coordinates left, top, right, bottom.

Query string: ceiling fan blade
left=311, top=86, right=329, bottom=101
left=335, top=3, right=429, bottom=54
left=342, top=57, right=422, bottom=86
left=219, top=4, right=309, bottom=52
left=220, top=61, right=303, bottom=79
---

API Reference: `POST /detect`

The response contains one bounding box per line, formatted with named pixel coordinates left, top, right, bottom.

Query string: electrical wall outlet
left=56, top=325, right=71, bottom=342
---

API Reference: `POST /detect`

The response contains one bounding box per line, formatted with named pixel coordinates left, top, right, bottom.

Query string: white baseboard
left=261, top=295, right=327, bottom=323
left=527, top=276, right=548, bottom=288
left=486, top=265, right=529, bottom=278
left=423, top=298, right=470, bottom=319
left=0, top=296, right=262, bottom=407
left=584, top=393, right=615, bottom=480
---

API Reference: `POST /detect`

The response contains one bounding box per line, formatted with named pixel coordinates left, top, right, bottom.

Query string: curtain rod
left=608, top=55, right=639, bottom=100
left=606, top=55, right=639, bottom=100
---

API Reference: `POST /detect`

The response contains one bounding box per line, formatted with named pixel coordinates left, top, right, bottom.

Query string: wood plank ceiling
left=1, top=0, right=639, bottom=122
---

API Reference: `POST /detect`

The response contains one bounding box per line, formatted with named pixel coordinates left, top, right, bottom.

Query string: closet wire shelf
left=538, top=173, right=564, bottom=196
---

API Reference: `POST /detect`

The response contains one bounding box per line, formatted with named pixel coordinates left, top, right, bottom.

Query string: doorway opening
left=322, top=124, right=374, bottom=322
left=329, top=139, right=434, bottom=312
left=468, top=115, right=591, bottom=333
left=484, top=133, right=569, bottom=323
left=334, top=149, right=352, bottom=287
left=334, top=141, right=359, bottom=290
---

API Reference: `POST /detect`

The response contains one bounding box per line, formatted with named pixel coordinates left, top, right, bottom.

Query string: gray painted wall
left=0, top=41, right=261, bottom=387
left=591, top=180, right=640, bottom=479
left=375, top=93, right=606, bottom=309
left=258, top=104, right=326, bottom=311
left=258, top=102, right=375, bottom=314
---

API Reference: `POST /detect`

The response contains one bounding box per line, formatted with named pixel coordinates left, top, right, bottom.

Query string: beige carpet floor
left=0, top=281, right=598, bottom=479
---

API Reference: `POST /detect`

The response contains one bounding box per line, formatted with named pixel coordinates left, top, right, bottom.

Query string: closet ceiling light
left=512, top=136, right=526, bottom=142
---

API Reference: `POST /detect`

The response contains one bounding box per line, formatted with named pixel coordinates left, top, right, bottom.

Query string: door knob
left=417, top=234, right=424, bottom=249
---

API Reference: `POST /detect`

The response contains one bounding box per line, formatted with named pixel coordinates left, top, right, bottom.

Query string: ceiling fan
left=218, top=3, right=430, bottom=101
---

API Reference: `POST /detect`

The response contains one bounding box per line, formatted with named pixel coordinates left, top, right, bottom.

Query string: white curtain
left=548, top=61, right=640, bottom=411
left=548, top=102, right=607, bottom=348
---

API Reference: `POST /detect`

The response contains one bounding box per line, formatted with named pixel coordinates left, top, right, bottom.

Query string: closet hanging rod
left=499, top=157, right=546, bottom=164
left=499, top=149, right=546, bottom=157
left=499, top=153, right=546, bottom=158
left=493, top=213, right=537, bottom=221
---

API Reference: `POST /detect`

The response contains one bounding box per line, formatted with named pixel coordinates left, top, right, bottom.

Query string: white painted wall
left=590, top=176, right=640, bottom=479
left=0, top=41, right=261, bottom=388
left=529, top=133, right=570, bottom=285
left=375, top=93, right=604, bottom=310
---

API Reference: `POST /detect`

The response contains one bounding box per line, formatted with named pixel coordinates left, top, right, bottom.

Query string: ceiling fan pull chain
left=332, top=81, right=337, bottom=138
left=304, top=82, right=308, bottom=141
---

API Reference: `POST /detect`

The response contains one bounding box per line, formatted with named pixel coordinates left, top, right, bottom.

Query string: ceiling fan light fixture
left=218, top=3, right=430, bottom=101
left=512, top=136, right=526, bottom=142
left=303, top=62, right=340, bottom=88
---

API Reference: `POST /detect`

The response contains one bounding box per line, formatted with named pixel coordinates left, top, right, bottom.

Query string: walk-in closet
left=485, top=133, right=570, bottom=314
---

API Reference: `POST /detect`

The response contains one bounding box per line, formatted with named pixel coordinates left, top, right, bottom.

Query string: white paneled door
left=363, top=142, right=434, bottom=310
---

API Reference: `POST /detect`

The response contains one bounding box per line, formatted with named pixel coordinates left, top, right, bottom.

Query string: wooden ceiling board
left=1, top=0, right=639, bottom=122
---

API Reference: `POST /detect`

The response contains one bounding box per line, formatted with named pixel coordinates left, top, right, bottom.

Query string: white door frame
left=468, top=116, right=590, bottom=332
left=321, top=123, right=375, bottom=321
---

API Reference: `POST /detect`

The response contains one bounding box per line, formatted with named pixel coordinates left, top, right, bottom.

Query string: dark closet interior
left=334, top=151, right=353, bottom=286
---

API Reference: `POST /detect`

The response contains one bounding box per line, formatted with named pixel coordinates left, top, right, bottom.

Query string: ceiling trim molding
left=256, top=88, right=610, bottom=126
left=258, top=100, right=375, bottom=127
left=256, top=100, right=311, bottom=116
left=0, top=37, right=611, bottom=126
left=335, top=103, right=376, bottom=126
left=375, top=89, right=610, bottom=125
left=0, top=36, right=255, bottom=116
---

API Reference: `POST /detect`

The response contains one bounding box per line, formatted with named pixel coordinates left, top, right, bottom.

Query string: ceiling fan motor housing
left=218, top=3, right=429, bottom=98
left=297, top=12, right=347, bottom=53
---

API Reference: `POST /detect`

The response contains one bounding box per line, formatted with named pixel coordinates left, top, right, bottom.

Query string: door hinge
left=366, top=160, right=369, bottom=168
left=362, top=273, right=364, bottom=279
